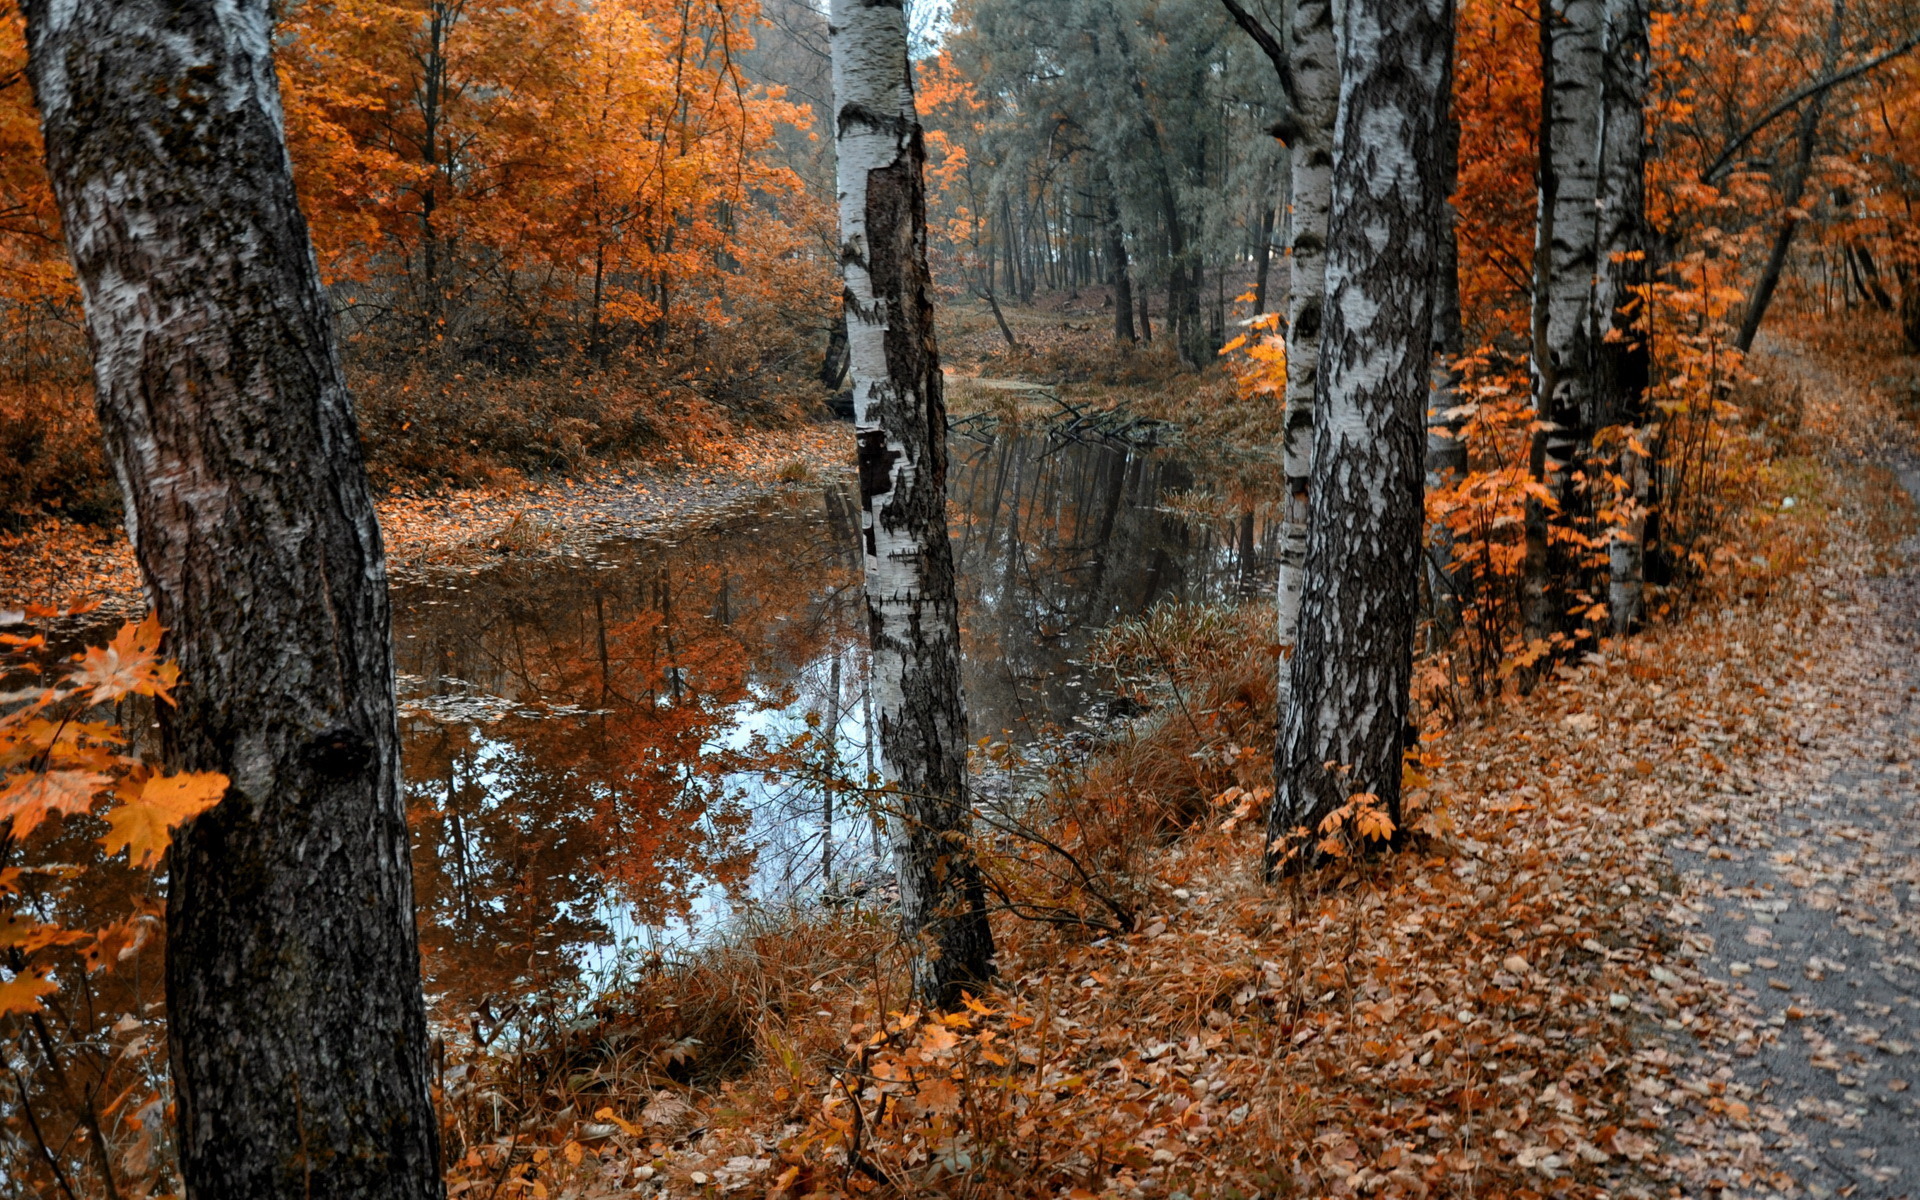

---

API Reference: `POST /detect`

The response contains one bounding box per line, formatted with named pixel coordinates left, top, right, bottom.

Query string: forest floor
left=523, top=334, right=1920, bottom=1200
left=0, top=422, right=853, bottom=612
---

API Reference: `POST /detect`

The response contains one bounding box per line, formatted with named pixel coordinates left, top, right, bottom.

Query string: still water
left=60, top=433, right=1270, bottom=1017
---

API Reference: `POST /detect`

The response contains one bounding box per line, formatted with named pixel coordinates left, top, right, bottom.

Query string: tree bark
left=1425, top=70, right=1466, bottom=632
left=1267, top=0, right=1451, bottom=869
left=830, top=0, right=994, bottom=1009
left=22, top=4, right=443, bottom=1200
left=1523, top=0, right=1608, bottom=652
left=1597, top=0, right=1653, bottom=633
left=1274, top=0, right=1341, bottom=730
left=1100, top=166, right=1137, bottom=342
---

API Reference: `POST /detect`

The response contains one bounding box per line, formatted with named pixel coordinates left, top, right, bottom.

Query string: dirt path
left=1671, top=347, right=1920, bottom=1199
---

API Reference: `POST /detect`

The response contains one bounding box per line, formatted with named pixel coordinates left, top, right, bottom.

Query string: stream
left=46, top=432, right=1272, bottom=1018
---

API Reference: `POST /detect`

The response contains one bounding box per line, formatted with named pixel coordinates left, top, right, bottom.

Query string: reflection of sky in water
left=391, top=434, right=1272, bottom=1013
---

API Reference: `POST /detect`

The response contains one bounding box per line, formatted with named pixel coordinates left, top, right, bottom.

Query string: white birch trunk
left=1523, top=0, right=1606, bottom=646
left=1267, top=0, right=1451, bottom=867
left=22, top=3, right=441, bottom=1197
left=1274, top=0, right=1341, bottom=722
left=830, top=0, right=993, bottom=1008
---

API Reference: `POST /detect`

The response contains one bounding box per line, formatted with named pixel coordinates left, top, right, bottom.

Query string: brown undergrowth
left=432, top=333, right=1911, bottom=1200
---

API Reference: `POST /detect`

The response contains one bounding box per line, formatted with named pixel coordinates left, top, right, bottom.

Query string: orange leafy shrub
left=1, top=609, right=228, bottom=1197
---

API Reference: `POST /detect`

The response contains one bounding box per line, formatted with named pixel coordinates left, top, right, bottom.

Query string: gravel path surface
left=1668, top=379, right=1920, bottom=1195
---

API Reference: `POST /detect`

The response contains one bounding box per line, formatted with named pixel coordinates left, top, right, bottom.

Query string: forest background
left=6, top=0, right=1920, bottom=1197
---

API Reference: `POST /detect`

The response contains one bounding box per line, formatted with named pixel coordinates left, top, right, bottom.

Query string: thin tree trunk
left=1735, top=0, right=1844, bottom=352
left=1267, top=0, right=1451, bottom=869
left=1426, top=65, right=1467, bottom=632
left=831, top=0, right=994, bottom=1009
left=1274, top=0, right=1340, bottom=728
left=1901, top=263, right=1920, bottom=353
left=1597, top=0, right=1653, bottom=633
left=822, top=651, right=842, bottom=886
left=1851, top=241, right=1894, bottom=310
left=822, top=304, right=851, bottom=390
left=1100, top=164, right=1137, bottom=342
left=22, top=4, right=443, bottom=1199
left=1253, top=202, right=1277, bottom=315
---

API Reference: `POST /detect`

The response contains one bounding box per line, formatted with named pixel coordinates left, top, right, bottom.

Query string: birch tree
left=830, top=0, right=994, bottom=1008
left=1522, top=0, right=1607, bottom=650
left=1215, top=0, right=1341, bottom=728
left=1267, top=0, right=1452, bottom=866
left=21, top=3, right=443, bottom=1198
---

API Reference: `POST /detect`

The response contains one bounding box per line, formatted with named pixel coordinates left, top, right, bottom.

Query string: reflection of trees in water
left=393, top=495, right=862, bottom=1014
left=949, top=434, right=1252, bottom=738
left=390, top=441, right=1262, bottom=1012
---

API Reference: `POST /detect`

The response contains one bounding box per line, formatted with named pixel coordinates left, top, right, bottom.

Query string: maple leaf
left=67, top=616, right=180, bottom=706
left=0, top=968, right=59, bottom=1016
left=0, top=914, right=90, bottom=952
left=0, top=769, right=112, bottom=839
left=917, top=1075, right=962, bottom=1114
left=102, top=770, right=228, bottom=869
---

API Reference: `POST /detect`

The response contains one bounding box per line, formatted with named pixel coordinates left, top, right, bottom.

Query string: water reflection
left=32, top=434, right=1271, bottom=1020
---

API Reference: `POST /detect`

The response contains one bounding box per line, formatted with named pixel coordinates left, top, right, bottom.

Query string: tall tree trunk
left=1900, top=262, right=1920, bottom=353
left=22, top=4, right=443, bottom=1200
left=830, top=0, right=994, bottom=1009
left=1253, top=201, right=1278, bottom=315
left=1597, top=0, right=1653, bottom=633
left=1267, top=0, right=1451, bottom=869
left=1523, top=0, right=1607, bottom=653
left=1274, top=0, right=1340, bottom=728
left=1100, top=167, right=1138, bottom=342
left=1426, top=65, right=1467, bottom=632
left=1735, top=0, right=1845, bottom=351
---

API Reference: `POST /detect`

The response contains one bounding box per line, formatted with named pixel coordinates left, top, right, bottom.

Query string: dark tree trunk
left=1267, top=0, right=1452, bottom=869
left=1851, top=241, right=1895, bottom=310
left=1101, top=171, right=1138, bottom=343
left=831, top=0, right=994, bottom=1009
left=1598, top=0, right=1654, bottom=633
left=1901, top=263, right=1920, bottom=353
left=22, top=4, right=443, bottom=1200
left=1426, top=66, right=1467, bottom=633
left=1736, top=0, right=1844, bottom=352
left=1253, top=202, right=1277, bottom=315
left=821, top=304, right=850, bottom=390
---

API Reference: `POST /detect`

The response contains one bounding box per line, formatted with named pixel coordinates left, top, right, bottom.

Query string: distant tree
left=22, top=3, right=443, bottom=1198
left=1267, top=0, right=1453, bottom=869
left=830, top=0, right=994, bottom=1007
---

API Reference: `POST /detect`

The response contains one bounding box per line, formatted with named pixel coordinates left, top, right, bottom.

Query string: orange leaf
left=1355, top=808, right=1396, bottom=842
left=68, top=617, right=180, bottom=706
left=0, top=769, right=112, bottom=839
left=103, top=771, right=229, bottom=869
left=0, top=968, right=58, bottom=1016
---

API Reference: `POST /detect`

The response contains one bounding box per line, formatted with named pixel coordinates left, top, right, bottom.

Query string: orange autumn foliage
left=0, top=0, right=839, bottom=512
left=1, top=612, right=227, bottom=1015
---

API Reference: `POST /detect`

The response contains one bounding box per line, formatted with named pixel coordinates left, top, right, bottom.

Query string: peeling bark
left=21, top=3, right=443, bottom=1198
left=1268, top=0, right=1452, bottom=868
left=1523, top=0, right=1608, bottom=651
left=1274, top=0, right=1341, bottom=728
left=831, top=0, right=994, bottom=1008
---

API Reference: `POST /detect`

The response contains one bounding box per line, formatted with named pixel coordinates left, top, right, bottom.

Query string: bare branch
left=1703, top=33, right=1920, bottom=183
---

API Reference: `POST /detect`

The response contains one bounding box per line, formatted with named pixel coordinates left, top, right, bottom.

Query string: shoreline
left=3, top=422, right=853, bottom=614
